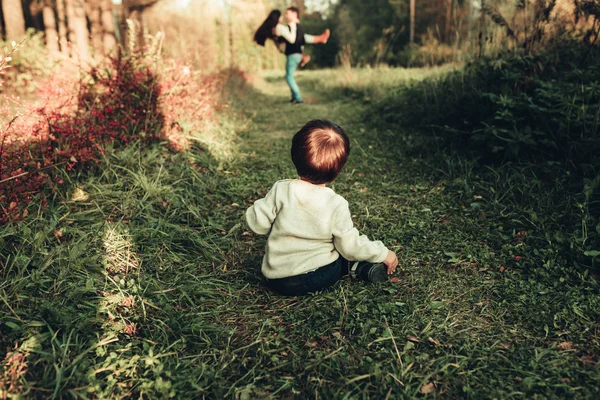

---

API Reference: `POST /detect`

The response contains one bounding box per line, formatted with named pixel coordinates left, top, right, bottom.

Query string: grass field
left=1, top=67, right=599, bottom=398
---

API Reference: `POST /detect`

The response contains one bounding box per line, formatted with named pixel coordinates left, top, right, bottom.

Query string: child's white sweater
left=246, top=179, right=388, bottom=279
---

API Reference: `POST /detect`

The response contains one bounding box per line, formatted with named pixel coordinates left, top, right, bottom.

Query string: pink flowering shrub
left=0, top=51, right=225, bottom=224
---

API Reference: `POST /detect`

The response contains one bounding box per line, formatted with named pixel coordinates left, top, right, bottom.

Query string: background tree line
left=303, top=0, right=598, bottom=68
left=1, top=0, right=598, bottom=70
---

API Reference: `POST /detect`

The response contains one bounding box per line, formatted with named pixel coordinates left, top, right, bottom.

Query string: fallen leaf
left=231, top=202, right=240, bottom=207
left=123, top=323, right=137, bottom=335
left=578, top=355, right=596, bottom=366
left=500, top=266, right=506, bottom=273
left=420, top=382, right=435, bottom=394
left=474, top=302, right=484, bottom=307
left=121, top=296, right=134, bottom=307
left=54, top=230, right=63, bottom=240
left=428, top=337, right=440, bottom=346
left=71, top=187, right=89, bottom=202
left=498, top=343, right=511, bottom=350
left=358, top=172, right=365, bottom=177
left=557, top=341, right=574, bottom=350
left=474, top=195, right=483, bottom=199
left=242, top=231, right=251, bottom=236
left=359, top=187, right=368, bottom=193
left=390, top=276, right=401, bottom=283
left=407, top=335, right=421, bottom=342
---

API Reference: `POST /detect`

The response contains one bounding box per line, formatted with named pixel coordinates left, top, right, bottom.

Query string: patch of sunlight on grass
left=103, top=222, right=139, bottom=275
left=186, top=117, right=240, bottom=165
left=299, top=65, right=458, bottom=99
left=242, top=70, right=287, bottom=98
left=100, top=222, right=144, bottom=339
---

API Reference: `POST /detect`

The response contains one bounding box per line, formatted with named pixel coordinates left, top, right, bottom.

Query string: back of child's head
left=291, top=120, right=350, bottom=184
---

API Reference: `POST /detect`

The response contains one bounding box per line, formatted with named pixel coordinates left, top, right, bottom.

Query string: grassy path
left=1, top=68, right=599, bottom=398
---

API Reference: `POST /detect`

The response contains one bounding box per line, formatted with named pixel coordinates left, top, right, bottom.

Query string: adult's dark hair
left=287, top=6, right=300, bottom=18
left=254, top=9, right=281, bottom=46
left=291, top=120, right=351, bottom=184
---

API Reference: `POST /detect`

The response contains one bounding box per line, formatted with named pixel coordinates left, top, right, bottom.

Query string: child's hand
left=384, top=250, right=398, bottom=274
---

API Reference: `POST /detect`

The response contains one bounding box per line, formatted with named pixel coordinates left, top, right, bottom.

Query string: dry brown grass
left=145, top=0, right=282, bottom=72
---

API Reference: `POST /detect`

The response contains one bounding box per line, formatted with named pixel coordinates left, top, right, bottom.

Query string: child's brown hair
left=291, top=120, right=350, bottom=184
left=287, top=6, right=300, bottom=18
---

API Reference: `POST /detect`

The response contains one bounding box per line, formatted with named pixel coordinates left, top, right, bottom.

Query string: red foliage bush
left=0, top=52, right=225, bottom=224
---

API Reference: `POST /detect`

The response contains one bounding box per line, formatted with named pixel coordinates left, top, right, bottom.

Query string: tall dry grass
left=145, top=0, right=285, bottom=72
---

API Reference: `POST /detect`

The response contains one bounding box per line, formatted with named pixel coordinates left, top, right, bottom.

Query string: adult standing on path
left=283, top=7, right=305, bottom=104
left=254, top=8, right=330, bottom=102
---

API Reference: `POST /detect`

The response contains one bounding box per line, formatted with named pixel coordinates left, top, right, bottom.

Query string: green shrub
left=0, top=29, right=53, bottom=91
left=371, top=41, right=600, bottom=168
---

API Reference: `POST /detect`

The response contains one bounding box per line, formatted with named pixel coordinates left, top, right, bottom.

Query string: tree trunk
left=409, top=0, right=415, bottom=44
left=478, top=0, right=486, bottom=57
left=444, top=0, right=452, bottom=43
left=42, top=1, right=59, bottom=54
left=56, top=0, right=69, bottom=54
left=101, top=0, right=117, bottom=52
left=1, top=0, right=26, bottom=39
left=65, top=0, right=90, bottom=62
left=87, top=0, right=103, bottom=52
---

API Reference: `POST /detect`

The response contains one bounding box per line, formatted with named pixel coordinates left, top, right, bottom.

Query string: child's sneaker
left=350, top=261, right=388, bottom=283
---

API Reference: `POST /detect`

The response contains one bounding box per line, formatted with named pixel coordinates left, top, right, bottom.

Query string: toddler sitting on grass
left=246, top=119, right=398, bottom=296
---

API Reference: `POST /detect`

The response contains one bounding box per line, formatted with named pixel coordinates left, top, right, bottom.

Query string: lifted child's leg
left=304, top=29, right=330, bottom=44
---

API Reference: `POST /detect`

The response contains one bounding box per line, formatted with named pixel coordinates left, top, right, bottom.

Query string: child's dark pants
left=265, top=257, right=350, bottom=296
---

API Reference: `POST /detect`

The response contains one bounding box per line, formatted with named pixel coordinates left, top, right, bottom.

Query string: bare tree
left=65, top=0, right=90, bottom=61
left=42, top=0, right=60, bottom=54
left=57, top=0, right=69, bottom=54
left=2, top=0, right=26, bottom=39
left=410, top=0, right=416, bottom=43
left=444, top=0, right=453, bottom=43
left=87, top=0, right=104, bottom=52
left=101, top=0, right=117, bottom=52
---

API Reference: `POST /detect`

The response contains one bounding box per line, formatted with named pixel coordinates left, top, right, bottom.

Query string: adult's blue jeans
left=285, top=53, right=303, bottom=102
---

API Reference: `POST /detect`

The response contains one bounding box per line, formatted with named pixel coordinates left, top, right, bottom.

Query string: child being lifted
left=246, top=120, right=399, bottom=296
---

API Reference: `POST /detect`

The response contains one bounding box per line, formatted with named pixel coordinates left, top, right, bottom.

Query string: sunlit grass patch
left=103, top=222, right=139, bottom=278
left=301, top=65, right=458, bottom=100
